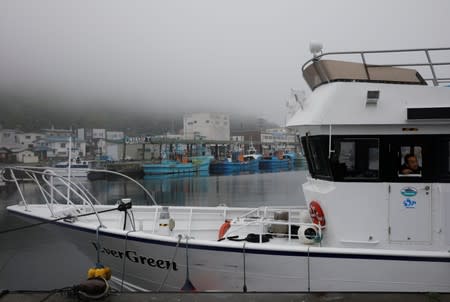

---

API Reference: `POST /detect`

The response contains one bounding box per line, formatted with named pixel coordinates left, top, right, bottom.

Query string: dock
left=1, top=292, right=449, bottom=302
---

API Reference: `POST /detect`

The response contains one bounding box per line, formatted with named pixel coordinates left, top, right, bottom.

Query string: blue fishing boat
left=259, top=155, right=292, bottom=170
left=143, top=156, right=212, bottom=175
left=209, top=158, right=259, bottom=174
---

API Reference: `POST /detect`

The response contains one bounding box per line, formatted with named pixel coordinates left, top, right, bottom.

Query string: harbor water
left=0, top=170, right=307, bottom=291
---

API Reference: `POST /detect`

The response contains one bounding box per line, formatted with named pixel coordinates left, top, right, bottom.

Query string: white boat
left=243, top=144, right=262, bottom=161
left=6, top=44, right=450, bottom=292
left=53, top=157, right=90, bottom=178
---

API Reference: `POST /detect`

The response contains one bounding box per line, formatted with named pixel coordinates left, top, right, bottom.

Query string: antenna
left=309, top=41, right=323, bottom=57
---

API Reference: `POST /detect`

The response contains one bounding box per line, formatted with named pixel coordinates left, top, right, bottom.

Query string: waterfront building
left=183, top=113, right=230, bottom=141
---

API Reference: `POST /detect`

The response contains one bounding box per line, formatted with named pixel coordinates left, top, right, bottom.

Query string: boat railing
left=4, top=167, right=104, bottom=225
left=230, top=206, right=316, bottom=243
left=3, top=166, right=158, bottom=227
left=236, top=206, right=307, bottom=221
left=302, top=47, right=450, bottom=89
left=227, top=218, right=322, bottom=244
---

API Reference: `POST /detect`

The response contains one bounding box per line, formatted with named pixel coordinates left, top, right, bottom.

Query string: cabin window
left=331, top=138, right=379, bottom=180
left=304, top=136, right=331, bottom=179
left=398, top=145, right=422, bottom=177
left=439, top=139, right=450, bottom=178
left=447, top=141, right=450, bottom=174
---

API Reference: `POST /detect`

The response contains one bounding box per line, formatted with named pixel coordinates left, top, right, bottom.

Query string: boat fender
left=309, top=200, right=326, bottom=228
left=218, top=220, right=231, bottom=240
left=169, top=218, right=175, bottom=231
left=298, top=224, right=321, bottom=244
left=87, top=264, right=112, bottom=280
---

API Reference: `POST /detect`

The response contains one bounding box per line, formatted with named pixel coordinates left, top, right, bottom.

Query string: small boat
left=209, top=158, right=259, bottom=174
left=53, top=157, right=90, bottom=178
left=143, top=156, right=212, bottom=175
left=259, top=154, right=292, bottom=170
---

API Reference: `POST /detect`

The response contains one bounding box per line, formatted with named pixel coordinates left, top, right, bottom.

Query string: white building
left=77, top=128, right=85, bottom=141
left=18, top=133, right=45, bottom=149
left=16, top=150, right=39, bottom=163
left=0, top=129, right=20, bottom=146
left=183, top=113, right=230, bottom=141
left=261, top=128, right=297, bottom=152
left=47, top=137, right=86, bottom=158
left=42, top=127, right=72, bottom=138
left=93, top=128, right=106, bottom=139
left=106, top=131, right=124, bottom=141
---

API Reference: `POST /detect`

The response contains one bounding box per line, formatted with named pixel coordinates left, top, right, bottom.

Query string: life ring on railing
left=309, top=201, right=326, bottom=228
left=218, top=220, right=231, bottom=240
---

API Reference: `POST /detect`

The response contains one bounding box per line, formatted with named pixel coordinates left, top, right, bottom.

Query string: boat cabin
left=288, top=46, right=450, bottom=250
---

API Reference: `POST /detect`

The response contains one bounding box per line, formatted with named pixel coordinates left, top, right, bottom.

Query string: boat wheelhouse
left=288, top=45, right=450, bottom=250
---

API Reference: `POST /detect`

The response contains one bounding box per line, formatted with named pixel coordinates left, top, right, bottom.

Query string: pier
left=1, top=292, right=448, bottom=302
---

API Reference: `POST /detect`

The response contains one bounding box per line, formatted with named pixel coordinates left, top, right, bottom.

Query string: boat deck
left=8, top=203, right=313, bottom=247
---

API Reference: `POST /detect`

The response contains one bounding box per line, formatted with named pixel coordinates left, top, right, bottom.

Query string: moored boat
left=209, top=158, right=259, bottom=174
left=143, top=156, right=212, bottom=175
left=6, top=44, right=450, bottom=292
left=53, top=157, right=90, bottom=178
left=259, top=155, right=292, bottom=170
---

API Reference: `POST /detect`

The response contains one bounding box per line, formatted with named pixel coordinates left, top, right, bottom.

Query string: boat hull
left=143, top=157, right=212, bottom=175
left=10, top=210, right=450, bottom=293
left=259, top=158, right=292, bottom=170
left=51, top=168, right=88, bottom=178
left=209, top=160, right=259, bottom=174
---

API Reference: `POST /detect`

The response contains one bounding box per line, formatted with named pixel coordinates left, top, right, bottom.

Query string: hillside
left=0, top=96, right=279, bottom=135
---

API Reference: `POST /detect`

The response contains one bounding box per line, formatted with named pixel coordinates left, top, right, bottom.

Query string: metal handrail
left=3, top=166, right=160, bottom=227
left=3, top=166, right=157, bottom=205
left=226, top=219, right=322, bottom=244
left=5, top=167, right=105, bottom=226
left=302, top=47, right=450, bottom=87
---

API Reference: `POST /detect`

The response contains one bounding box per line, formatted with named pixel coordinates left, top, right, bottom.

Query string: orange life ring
left=218, top=220, right=231, bottom=240
left=309, top=201, right=326, bottom=228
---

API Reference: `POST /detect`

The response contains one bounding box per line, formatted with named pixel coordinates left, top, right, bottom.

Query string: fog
left=0, top=0, right=449, bottom=125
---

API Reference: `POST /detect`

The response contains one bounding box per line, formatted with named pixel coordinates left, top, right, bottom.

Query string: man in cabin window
left=400, top=154, right=422, bottom=175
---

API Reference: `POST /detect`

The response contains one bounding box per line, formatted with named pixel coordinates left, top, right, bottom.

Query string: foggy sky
left=1, top=0, right=449, bottom=125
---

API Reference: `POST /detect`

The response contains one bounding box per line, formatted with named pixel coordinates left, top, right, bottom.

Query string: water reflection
left=85, top=170, right=308, bottom=208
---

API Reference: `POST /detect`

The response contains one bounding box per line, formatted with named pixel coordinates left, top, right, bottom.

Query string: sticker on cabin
left=402, top=198, right=417, bottom=209
left=400, top=187, right=417, bottom=197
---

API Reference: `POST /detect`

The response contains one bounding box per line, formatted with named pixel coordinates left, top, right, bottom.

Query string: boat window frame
left=302, top=135, right=332, bottom=180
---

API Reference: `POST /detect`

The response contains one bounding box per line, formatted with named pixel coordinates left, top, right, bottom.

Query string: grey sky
left=0, top=0, right=449, bottom=125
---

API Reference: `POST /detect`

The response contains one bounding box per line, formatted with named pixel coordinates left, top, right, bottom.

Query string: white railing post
left=10, top=169, right=28, bottom=211
left=188, top=208, right=193, bottom=237
left=50, top=174, right=54, bottom=207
